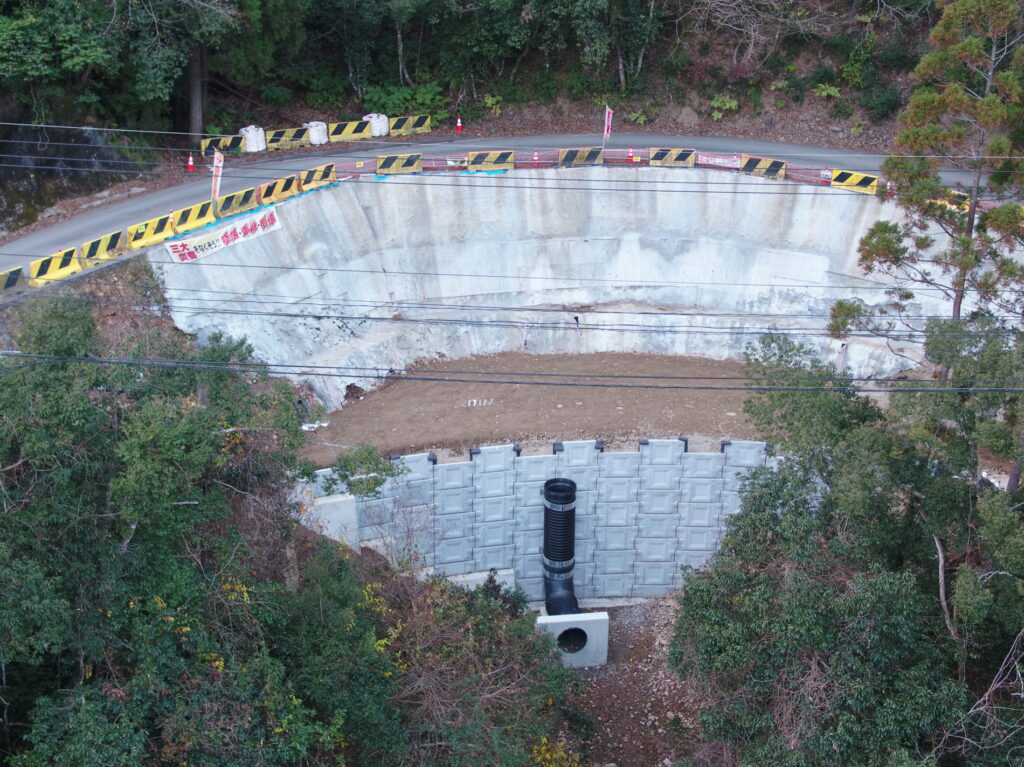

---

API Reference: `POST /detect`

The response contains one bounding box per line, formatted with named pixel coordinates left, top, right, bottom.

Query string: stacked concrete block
left=720, top=440, right=766, bottom=519
left=592, top=448, right=641, bottom=598
left=471, top=445, right=519, bottom=576
left=431, top=459, right=474, bottom=577
left=554, top=441, right=602, bottom=596
left=634, top=438, right=688, bottom=597
left=512, top=454, right=547, bottom=600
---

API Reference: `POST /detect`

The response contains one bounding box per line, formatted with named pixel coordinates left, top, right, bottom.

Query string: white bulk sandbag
left=363, top=113, right=389, bottom=137
left=304, top=121, right=328, bottom=146
left=240, top=125, right=266, bottom=153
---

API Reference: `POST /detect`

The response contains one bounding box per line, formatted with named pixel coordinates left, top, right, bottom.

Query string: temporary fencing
left=11, top=138, right=983, bottom=303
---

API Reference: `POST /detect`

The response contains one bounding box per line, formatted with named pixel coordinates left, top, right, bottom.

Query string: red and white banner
left=603, top=106, right=613, bottom=140
left=696, top=152, right=741, bottom=169
left=211, top=149, right=224, bottom=199
left=165, top=209, right=282, bottom=263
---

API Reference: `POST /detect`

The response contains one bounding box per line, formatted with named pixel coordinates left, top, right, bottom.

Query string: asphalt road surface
left=0, top=132, right=966, bottom=272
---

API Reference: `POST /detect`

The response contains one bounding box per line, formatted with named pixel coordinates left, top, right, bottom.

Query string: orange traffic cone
left=628, top=146, right=634, bottom=161
left=186, top=153, right=195, bottom=172
left=456, top=116, right=463, bottom=134
left=533, top=149, right=539, bottom=164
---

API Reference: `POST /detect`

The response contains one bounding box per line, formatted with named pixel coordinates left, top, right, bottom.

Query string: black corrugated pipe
left=543, top=478, right=581, bottom=615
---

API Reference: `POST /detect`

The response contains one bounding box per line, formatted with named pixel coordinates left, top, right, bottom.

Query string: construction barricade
left=79, top=231, right=125, bottom=266
left=215, top=187, right=260, bottom=218
left=831, top=169, right=879, bottom=195
left=649, top=148, right=695, bottom=167
left=128, top=213, right=176, bottom=249
left=466, top=151, right=515, bottom=172
left=28, top=248, right=82, bottom=286
left=200, top=135, right=245, bottom=156
left=172, top=201, right=216, bottom=234
left=377, top=153, right=423, bottom=175
left=559, top=148, right=603, bottom=167
left=300, top=163, right=336, bottom=190
left=258, top=175, right=301, bottom=205
left=740, top=155, right=786, bottom=179
left=1, top=266, right=25, bottom=298
left=388, top=115, right=431, bottom=136
left=328, top=120, right=372, bottom=142
left=265, top=127, right=310, bottom=151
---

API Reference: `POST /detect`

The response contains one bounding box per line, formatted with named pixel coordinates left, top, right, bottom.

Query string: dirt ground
left=300, top=351, right=758, bottom=466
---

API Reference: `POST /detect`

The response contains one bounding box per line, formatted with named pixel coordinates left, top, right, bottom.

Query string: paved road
left=0, top=132, right=949, bottom=272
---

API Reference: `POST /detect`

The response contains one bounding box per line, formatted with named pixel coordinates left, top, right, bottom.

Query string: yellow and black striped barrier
left=740, top=155, right=786, bottom=179
left=831, top=169, right=879, bottom=195
left=128, top=213, right=176, bottom=249
left=215, top=187, right=259, bottom=218
left=79, top=231, right=124, bottom=266
left=466, top=150, right=515, bottom=172
left=258, top=175, right=301, bottom=204
left=328, top=120, right=372, bottom=142
left=265, top=127, right=310, bottom=151
left=377, top=153, right=423, bottom=175
left=388, top=115, right=431, bottom=136
left=28, top=248, right=82, bottom=286
left=300, top=163, right=336, bottom=190
left=1, top=265, right=26, bottom=298
left=200, top=135, right=245, bottom=156
left=559, top=148, right=603, bottom=167
left=649, top=148, right=695, bottom=167
left=173, top=201, right=216, bottom=234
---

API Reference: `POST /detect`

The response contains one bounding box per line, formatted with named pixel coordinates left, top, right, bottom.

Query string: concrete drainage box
left=537, top=611, right=609, bottom=668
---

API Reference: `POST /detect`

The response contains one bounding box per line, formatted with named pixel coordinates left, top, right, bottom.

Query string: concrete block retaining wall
left=302, top=438, right=767, bottom=601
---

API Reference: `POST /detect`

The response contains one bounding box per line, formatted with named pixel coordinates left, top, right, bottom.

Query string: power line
left=0, top=121, right=227, bottom=138
left=3, top=351, right=1023, bottom=394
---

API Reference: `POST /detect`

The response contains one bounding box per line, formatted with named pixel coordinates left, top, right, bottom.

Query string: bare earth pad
left=301, top=352, right=756, bottom=466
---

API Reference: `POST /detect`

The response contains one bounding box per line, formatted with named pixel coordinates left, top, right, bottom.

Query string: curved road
left=0, top=133, right=933, bottom=272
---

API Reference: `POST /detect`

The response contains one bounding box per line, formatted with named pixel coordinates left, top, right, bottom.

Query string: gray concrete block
left=595, top=501, right=639, bottom=527
left=635, top=561, right=678, bottom=586
left=640, top=438, right=687, bottom=465
left=537, top=611, right=609, bottom=668
left=635, top=513, right=679, bottom=539
left=472, top=444, right=518, bottom=473
left=307, top=493, right=358, bottom=545
left=678, top=550, right=714, bottom=570
left=556, top=439, right=603, bottom=467
left=639, top=464, right=682, bottom=491
left=554, top=465, right=599, bottom=490
left=395, top=453, right=435, bottom=482
left=681, top=453, right=726, bottom=478
left=682, top=479, right=724, bottom=504
left=357, top=496, right=396, bottom=527
left=678, top=526, right=718, bottom=551
left=474, top=470, right=515, bottom=498
left=573, top=562, right=595, bottom=588
left=723, top=467, right=749, bottom=492
left=473, top=495, right=515, bottom=523
left=722, top=440, right=767, bottom=468
left=631, top=584, right=675, bottom=598
left=514, top=529, right=545, bottom=557
left=595, top=525, right=639, bottom=551
left=515, top=505, right=545, bottom=531
left=515, top=454, right=560, bottom=482
left=593, top=573, right=635, bottom=598
left=517, top=577, right=545, bottom=601
left=474, top=544, right=515, bottom=571
left=435, top=461, right=474, bottom=489
left=575, top=513, right=598, bottom=540
left=392, top=479, right=432, bottom=508
left=434, top=537, right=474, bottom=565
left=680, top=502, right=718, bottom=527
left=574, top=537, right=597, bottom=564
left=638, top=489, right=679, bottom=515
left=435, top=557, right=476, bottom=577
left=435, top=511, right=475, bottom=540
left=635, top=537, right=676, bottom=562
left=596, top=477, right=641, bottom=504
left=513, top=553, right=542, bottom=581
left=514, top=480, right=546, bottom=507
left=598, top=451, right=641, bottom=478
left=573, top=489, right=597, bottom=515
left=436, top=486, right=474, bottom=515
left=473, top=520, right=516, bottom=548
left=721, top=491, right=742, bottom=517
left=447, top=568, right=515, bottom=592
left=595, top=549, right=636, bottom=574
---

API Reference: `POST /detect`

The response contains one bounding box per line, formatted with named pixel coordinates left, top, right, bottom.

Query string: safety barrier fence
left=2, top=142, right=991, bottom=302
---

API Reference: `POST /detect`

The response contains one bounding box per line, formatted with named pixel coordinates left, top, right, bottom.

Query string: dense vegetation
left=0, top=277, right=580, bottom=766
left=0, top=0, right=939, bottom=135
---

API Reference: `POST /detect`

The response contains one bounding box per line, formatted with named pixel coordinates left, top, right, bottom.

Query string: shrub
left=859, top=83, right=902, bottom=121
left=810, top=63, right=838, bottom=86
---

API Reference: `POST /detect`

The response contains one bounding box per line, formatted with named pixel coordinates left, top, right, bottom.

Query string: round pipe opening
left=556, top=627, right=588, bottom=654
left=544, top=478, right=576, bottom=506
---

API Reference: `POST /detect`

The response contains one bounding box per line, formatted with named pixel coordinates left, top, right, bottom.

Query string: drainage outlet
left=537, top=611, right=609, bottom=668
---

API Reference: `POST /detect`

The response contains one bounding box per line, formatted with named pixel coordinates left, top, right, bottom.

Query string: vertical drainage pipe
left=543, top=478, right=581, bottom=615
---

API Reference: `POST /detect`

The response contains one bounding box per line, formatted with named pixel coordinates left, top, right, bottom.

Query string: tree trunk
left=617, top=48, right=626, bottom=91
left=188, top=46, right=205, bottom=139
left=1007, top=459, right=1021, bottom=493
left=396, top=24, right=414, bottom=87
